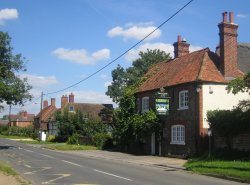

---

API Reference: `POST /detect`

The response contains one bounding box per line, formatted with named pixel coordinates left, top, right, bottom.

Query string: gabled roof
left=10, top=114, right=35, bottom=122
left=138, top=48, right=230, bottom=93
left=67, top=103, right=112, bottom=120
left=35, top=105, right=57, bottom=122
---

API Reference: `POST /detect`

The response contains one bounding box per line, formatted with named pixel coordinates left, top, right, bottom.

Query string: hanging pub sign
left=155, top=87, right=170, bottom=116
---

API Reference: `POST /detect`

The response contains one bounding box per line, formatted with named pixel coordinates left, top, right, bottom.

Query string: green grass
left=0, top=162, right=17, bottom=176
left=43, top=143, right=97, bottom=151
left=0, top=161, right=30, bottom=185
left=0, top=134, right=30, bottom=139
left=185, top=159, right=250, bottom=182
left=20, top=140, right=53, bottom=144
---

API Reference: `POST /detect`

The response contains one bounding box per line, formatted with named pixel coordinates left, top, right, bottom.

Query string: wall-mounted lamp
left=209, top=86, right=213, bottom=94
left=196, top=85, right=201, bottom=93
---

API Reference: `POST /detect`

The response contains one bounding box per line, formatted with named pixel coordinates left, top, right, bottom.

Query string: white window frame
left=142, top=97, right=149, bottom=113
left=178, top=90, right=189, bottom=110
left=69, top=105, right=74, bottom=112
left=171, top=125, right=185, bottom=145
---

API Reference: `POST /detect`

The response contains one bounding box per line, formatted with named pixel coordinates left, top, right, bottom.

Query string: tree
left=106, top=49, right=171, bottom=103
left=0, top=32, right=32, bottom=110
left=227, top=72, right=250, bottom=95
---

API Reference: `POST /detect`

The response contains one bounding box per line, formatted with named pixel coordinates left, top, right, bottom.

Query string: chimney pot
left=229, top=12, right=234, bottom=23
left=222, top=12, right=228, bottom=23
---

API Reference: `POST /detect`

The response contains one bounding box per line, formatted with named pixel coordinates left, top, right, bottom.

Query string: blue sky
left=0, top=0, right=250, bottom=117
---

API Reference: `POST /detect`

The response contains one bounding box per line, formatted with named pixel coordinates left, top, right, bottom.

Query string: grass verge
left=0, top=134, right=30, bottom=139
left=0, top=161, right=30, bottom=185
left=185, top=158, right=250, bottom=183
left=43, top=143, right=97, bottom=151
left=20, top=140, right=98, bottom=151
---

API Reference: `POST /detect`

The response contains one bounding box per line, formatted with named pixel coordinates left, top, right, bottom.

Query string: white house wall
left=202, top=84, right=249, bottom=128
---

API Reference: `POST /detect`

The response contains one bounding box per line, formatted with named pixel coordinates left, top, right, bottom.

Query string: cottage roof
left=66, top=103, right=113, bottom=120
left=10, top=114, right=35, bottom=122
left=35, top=105, right=57, bottom=122
left=238, top=43, right=250, bottom=73
left=138, top=48, right=240, bottom=92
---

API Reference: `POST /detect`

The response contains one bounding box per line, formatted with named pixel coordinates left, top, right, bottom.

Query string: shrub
left=0, top=125, right=8, bottom=134
left=8, top=126, right=35, bottom=138
left=67, top=133, right=81, bottom=145
left=47, top=135, right=56, bottom=142
left=93, top=133, right=113, bottom=149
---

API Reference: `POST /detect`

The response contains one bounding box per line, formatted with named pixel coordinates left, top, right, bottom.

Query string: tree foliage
left=227, top=71, right=250, bottom=94
left=106, top=49, right=171, bottom=103
left=0, top=32, right=32, bottom=109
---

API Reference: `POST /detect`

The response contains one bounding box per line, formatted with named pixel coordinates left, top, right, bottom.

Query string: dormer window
left=142, top=97, right=149, bottom=113
left=69, top=105, right=74, bottom=112
left=179, top=90, right=189, bottom=109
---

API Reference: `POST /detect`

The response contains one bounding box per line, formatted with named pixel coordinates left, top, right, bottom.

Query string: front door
left=151, top=132, right=156, bottom=155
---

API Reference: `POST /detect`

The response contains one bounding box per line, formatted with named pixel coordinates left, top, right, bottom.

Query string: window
left=142, top=97, right=149, bottom=113
left=171, top=125, right=185, bottom=145
left=69, top=105, right=74, bottom=112
left=179, top=90, right=189, bottom=109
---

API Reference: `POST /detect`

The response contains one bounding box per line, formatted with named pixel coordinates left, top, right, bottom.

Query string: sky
left=0, top=0, right=250, bottom=117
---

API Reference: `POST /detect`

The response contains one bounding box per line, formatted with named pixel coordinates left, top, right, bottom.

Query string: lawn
left=185, top=159, right=250, bottom=183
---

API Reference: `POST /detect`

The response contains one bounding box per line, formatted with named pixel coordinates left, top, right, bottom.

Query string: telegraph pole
left=40, top=92, right=43, bottom=131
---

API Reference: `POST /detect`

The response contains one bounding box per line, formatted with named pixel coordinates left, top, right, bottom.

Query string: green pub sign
left=155, top=98, right=169, bottom=115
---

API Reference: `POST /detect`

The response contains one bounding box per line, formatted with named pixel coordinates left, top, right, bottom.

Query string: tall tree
left=0, top=32, right=32, bottom=110
left=106, top=49, right=171, bottom=103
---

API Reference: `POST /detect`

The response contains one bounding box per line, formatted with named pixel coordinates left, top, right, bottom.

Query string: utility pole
left=40, top=92, right=43, bottom=131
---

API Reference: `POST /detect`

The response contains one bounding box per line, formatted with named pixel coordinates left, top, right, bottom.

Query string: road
left=0, top=138, right=246, bottom=185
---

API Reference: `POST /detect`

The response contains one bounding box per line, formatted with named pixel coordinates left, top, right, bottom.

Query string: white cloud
left=107, top=24, right=161, bottom=41
left=125, top=42, right=203, bottom=62
left=104, top=81, right=111, bottom=88
left=0, top=8, right=18, bottom=25
left=53, top=48, right=110, bottom=65
left=237, top=14, right=249, bottom=18
left=19, top=74, right=58, bottom=88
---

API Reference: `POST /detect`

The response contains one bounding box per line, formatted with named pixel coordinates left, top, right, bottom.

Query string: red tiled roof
left=138, top=48, right=232, bottom=92
left=35, top=105, right=57, bottom=122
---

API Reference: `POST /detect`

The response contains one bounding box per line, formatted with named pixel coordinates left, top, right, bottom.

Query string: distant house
left=136, top=12, right=250, bottom=156
left=60, top=93, right=113, bottom=121
left=9, top=111, right=35, bottom=127
left=34, top=98, right=57, bottom=133
left=35, top=93, right=113, bottom=135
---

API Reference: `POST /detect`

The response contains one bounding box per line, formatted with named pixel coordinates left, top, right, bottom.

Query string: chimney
left=51, top=98, right=56, bottom=107
left=43, top=100, right=48, bottom=109
left=23, top=111, right=27, bottom=117
left=173, top=35, right=190, bottom=58
left=218, top=11, right=239, bottom=78
left=69, top=93, right=74, bottom=103
left=61, top=95, right=68, bottom=108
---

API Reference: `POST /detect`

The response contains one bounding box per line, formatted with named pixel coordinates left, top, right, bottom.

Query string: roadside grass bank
left=0, top=134, right=31, bottom=139
left=0, top=161, right=30, bottom=185
left=185, top=158, right=250, bottom=183
left=20, top=140, right=97, bottom=151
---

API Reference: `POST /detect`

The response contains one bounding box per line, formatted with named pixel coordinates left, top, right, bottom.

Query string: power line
left=44, top=0, right=194, bottom=96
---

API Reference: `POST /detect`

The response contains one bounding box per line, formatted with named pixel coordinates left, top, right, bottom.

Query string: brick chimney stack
left=69, top=93, right=74, bottom=103
left=218, top=12, right=239, bottom=78
left=43, top=100, right=48, bottom=109
left=173, top=35, right=190, bottom=58
left=51, top=98, right=56, bottom=107
left=61, top=95, right=68, bottom=108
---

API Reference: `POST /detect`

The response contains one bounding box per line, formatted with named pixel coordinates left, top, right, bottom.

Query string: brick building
left=136, top=12, right=250, bottom=156
left=9, top=111, right=35, bottom=127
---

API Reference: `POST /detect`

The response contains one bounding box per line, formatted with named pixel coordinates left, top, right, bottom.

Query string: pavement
left=53, top=149, right=187, bottom=170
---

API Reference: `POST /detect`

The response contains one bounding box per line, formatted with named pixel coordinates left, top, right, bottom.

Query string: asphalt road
left=0, top=138, right=246, bottom=185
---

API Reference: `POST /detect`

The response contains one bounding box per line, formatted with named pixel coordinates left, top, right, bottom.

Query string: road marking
left=40, top=154, right=54, bottom=159
left=24, top=164, right=31, bottom=168
left=93, top=169, right=132, bottom=181
left=42, top=174, right=71, bottom=184
left=24, top=167, right=51, bottom=174
left=22, top=148, right=34, bottom=153
left=62, top=160, right=83, bottom=167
